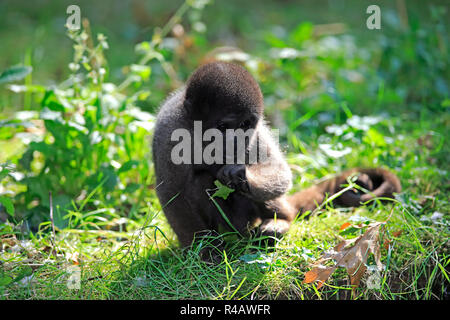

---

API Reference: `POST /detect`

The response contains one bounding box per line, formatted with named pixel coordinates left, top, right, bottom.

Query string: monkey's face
left=184, top=61, right=265, bottom=167
left=200, top=107, right=260, bottom=165
left=208, top=110, right=258, bottom=132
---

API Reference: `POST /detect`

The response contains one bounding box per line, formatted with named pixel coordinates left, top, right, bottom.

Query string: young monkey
left=152, top=61, right=401, bottom=256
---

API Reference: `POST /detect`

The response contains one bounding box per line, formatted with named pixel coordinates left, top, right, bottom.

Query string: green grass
left=0, top=0, right=449, bottom=300
left=1, top=197, right=448, bottom=299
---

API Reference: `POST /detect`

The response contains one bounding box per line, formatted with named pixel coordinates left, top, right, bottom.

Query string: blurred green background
left=1, top=0, right=448, bottom=111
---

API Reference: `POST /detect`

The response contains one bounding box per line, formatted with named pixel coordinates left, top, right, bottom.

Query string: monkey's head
left=184, top=61, right=263, bottom=132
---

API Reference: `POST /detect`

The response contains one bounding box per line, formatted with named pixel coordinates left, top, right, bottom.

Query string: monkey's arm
left=218, top=122, right=292, bottom=202
left=245, top=160, right=292, bottom=202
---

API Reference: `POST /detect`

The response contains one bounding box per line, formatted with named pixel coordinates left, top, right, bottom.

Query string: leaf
left=384, top=230, right=403, bottom=249
left=303, top=222, right=386, bottom=292
left=239, top=252, right=283, bottom=270
left=289, top=22, right=314, bottom=44
left=0, top=235, right=17, bottom=247
left=339, top=226, right=361, bottom=236
left=0, top=65, right=32, bottom=84
left=0, top=196, right=14, bottom=217
left=212, top=180, right=235, bottom=200
left=303, top=270, right=319, bottom=284
left=339, top=222, right=351, bottom=230
left=13, top=266, right=33, bottom=283
left=392, top=230, right=403, bottom=237
left=0, top=167, right=10, bottom=181
left=348, top=264, right=367, bottom=288
left=319, top=143, right=352, bottom=159
left=363, top=128, right=386, bottom=147
left=118, top=160, right=140, bottom=174
left=0, top=276, right=12, bottom=287
left=383, top=238, right=391, bottom=250
left=67, top=252, right=80, bottom=265
left=316, top=268, right=336, bottom=289
left=7, top=84, right=45, bottom=93
left=124, top=183, right=140, bottom=194
left=130, top=64, right=151, bottom=81
left=303, top=265, right=337, bottom=289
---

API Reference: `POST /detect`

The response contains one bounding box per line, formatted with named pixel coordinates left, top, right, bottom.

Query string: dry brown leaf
left=348, top=263, right=367, bottom=288
left=392, top=230, right=403, bottom=238
left=383, top=238, right=391, bottom=250
left=315, top=267, right=336, bottom=289
left=384, top=230, right=403, bottom=250
left=304, top=265, right=337, bottom=288
left=303, top=270, right=319, bottom=284
left=303, top=222, right=385, bottom=291
left=417, top=133, right=433, bottom=149
left=1, top=234, right=18, bottom=249
left=67, top=251, right=80, bottom=265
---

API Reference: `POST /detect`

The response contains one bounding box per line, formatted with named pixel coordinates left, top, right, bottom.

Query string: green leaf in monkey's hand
left=212, top=180, right=235, bottom=200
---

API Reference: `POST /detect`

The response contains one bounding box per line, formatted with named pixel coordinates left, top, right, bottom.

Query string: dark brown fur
left=152, top=62, right=401, bottom=256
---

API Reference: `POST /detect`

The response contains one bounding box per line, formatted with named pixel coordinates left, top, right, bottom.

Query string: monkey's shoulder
left=153, top=87, right=191, bottom=147
left=155, top=87, right=187, bottom=123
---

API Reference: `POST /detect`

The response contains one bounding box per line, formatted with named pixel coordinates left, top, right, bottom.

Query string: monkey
left=152, top=61, right=401, bottom=258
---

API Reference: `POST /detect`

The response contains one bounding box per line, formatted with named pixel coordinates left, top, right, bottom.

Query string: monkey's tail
left=286, top=185, right=327, bottom=217
left=286, top=168, right=402, bottom=217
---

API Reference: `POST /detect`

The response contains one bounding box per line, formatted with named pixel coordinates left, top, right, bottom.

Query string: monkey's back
left=152, top=88, right=191, bottom=200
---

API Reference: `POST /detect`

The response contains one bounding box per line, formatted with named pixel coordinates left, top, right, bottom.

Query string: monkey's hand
left=217, top=164, right=250, bottom=194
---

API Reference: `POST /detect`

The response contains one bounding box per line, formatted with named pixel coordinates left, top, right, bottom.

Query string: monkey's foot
left=259, top=219, right=291, bottom=238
